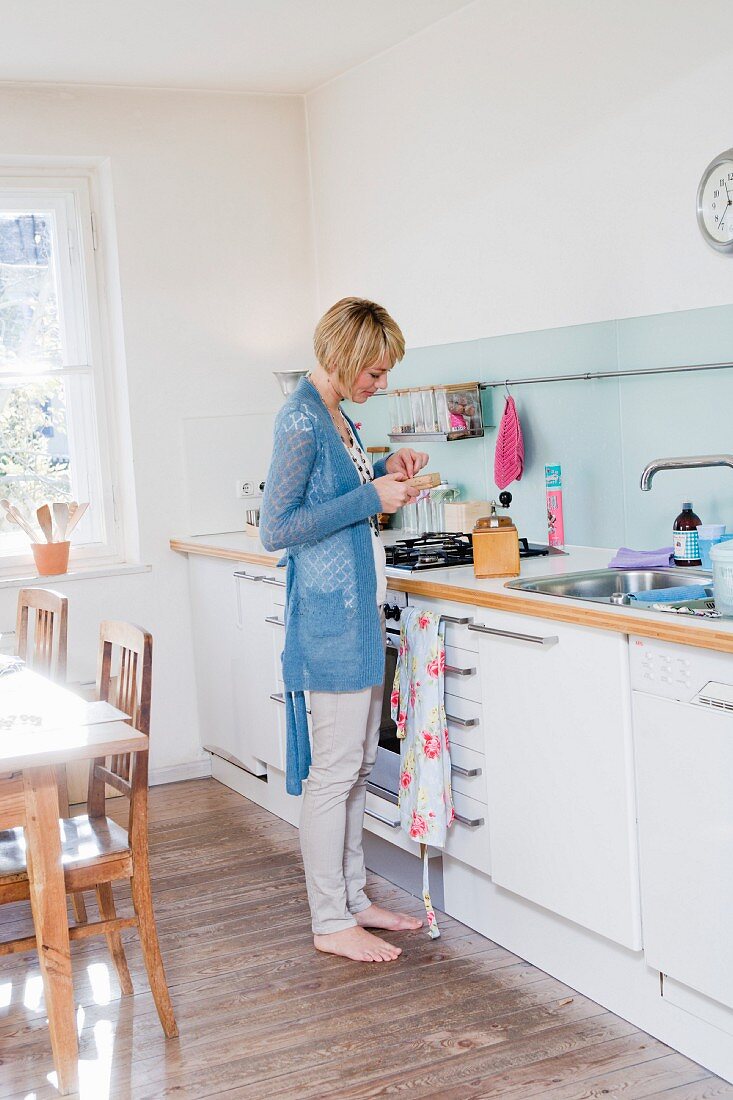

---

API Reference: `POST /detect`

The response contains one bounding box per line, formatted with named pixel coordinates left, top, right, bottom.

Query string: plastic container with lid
left=697, top=524, right=728, bottom=570
left=711, top=539, right=733, bottom=617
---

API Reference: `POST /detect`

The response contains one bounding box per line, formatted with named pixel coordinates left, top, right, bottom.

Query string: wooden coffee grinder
left=472, top=491, right=521, bottom=578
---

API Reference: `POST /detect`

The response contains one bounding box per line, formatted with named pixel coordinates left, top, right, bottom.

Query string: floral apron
left=391, top=607, right=454, bottom=937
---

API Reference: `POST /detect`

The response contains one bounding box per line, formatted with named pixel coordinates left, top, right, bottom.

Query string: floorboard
left=0, top=778, right=731, bottom=1100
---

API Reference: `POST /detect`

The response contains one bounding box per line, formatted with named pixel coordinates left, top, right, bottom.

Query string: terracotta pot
left=32, top=541, right=70, bottom=576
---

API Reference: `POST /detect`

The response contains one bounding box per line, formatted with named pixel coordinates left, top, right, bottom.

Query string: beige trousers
left=300, top=679, right=383, bottom=935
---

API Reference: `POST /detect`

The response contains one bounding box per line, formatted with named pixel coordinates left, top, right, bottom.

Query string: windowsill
left=0, top=562, right=152, bottom=590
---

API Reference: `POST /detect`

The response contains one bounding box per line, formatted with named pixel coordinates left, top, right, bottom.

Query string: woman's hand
left=373, top=473, right=421, bottom=514
left=386, top=448, right=429, bottom=479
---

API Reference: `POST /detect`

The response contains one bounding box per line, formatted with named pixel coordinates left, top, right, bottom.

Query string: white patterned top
left=338, top=410, right=387, bottom=607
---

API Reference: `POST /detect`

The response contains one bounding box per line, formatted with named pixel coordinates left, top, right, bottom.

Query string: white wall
left=306, top=0, right=733, bottom=347
left=0, top=84, right=316, bottom=774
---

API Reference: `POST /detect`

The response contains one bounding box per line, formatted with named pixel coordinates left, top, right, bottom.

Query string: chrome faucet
left=640, top=454, right=733, bottom=491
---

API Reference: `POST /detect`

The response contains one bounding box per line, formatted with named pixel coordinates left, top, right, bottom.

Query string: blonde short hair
left=313, top=297, right=405, bottom=396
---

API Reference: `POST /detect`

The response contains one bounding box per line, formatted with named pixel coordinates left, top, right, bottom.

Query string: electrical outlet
left=236, top=479, right=257, bottom=499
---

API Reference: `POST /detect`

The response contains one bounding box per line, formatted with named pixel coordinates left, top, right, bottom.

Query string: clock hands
left=718, top=180, right=732, bottom=233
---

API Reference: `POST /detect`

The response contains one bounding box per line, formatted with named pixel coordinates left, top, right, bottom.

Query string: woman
left=260, top=298, right=428, bottom=963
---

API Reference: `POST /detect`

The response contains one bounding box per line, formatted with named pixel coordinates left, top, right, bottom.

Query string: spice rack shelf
left=388, top=429, right=485, bottom=443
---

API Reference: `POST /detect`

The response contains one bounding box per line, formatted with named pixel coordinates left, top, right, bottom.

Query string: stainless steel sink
left=506, top=568, right=713, bottom=606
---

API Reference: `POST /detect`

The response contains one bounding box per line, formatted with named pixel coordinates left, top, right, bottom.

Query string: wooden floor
left=1, top=778, right=732, bottom=1100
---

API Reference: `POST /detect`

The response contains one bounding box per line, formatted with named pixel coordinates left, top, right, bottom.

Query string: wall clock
left=696, top=147, right=733, bottom=252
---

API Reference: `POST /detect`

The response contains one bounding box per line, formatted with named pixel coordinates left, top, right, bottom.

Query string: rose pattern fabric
left=391, top=606, right=454, bottom=938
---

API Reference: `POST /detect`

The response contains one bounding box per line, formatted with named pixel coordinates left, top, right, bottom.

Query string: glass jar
left=416, top=491, right=431, bottom=534
left=402, top=500, right=418, bottom=534
left=408, top=388, right=424, bottom=433
left=388, top=390, right=402, bottom=435
left=433, top=386, right=451, bottom=433
left=441, top=382, right=483, bottom=436
left=430, top=483, right=459, bottom=533
left=421, top=387, right=439, bottom=433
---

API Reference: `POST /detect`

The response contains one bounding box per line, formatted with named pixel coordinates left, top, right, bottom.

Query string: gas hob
left=384, top=532, right=550, bottom=572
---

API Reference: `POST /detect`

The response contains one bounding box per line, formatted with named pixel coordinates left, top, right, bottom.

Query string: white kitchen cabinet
left=232, top=569, right=286, bottom=772
left=188, top=555, right=268, bottom=776
left=470, top=608, right=642, bottom=950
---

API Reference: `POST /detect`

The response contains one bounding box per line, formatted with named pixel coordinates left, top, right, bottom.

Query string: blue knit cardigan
left=259, top=377, right=389, bottom=794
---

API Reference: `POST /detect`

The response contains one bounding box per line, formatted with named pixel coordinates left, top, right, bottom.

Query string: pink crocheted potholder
left=494, top=395, right=524, bottom=490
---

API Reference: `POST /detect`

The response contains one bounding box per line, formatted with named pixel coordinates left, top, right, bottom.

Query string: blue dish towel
left=608, top=547, right=674, bottom=569
left=630, top=585, right=709, bottom=604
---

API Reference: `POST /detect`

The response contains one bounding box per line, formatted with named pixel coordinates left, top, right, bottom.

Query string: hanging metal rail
left=478, top=359, right=733, bottom=389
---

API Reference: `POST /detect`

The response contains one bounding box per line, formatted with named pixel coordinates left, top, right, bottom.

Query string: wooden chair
left=0, top=621, right=178, bottom=1038
left=14, top=587, right=88, bottom=923
left=15, top=586, right=68, bottom=682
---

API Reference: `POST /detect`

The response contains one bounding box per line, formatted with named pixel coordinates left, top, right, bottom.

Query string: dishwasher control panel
left=629, top=635, right=733, bottom=702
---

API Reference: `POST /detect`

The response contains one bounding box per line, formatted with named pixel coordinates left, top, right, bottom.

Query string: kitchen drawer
left=444, top=691, right=484, bottom=752
left=444, top=644, right=481, bottom=702
left=444, top=790, right=491, bottom=875
left=406, top=596, right=477, bottom=652
left=450, top=742, right=486, bottom=802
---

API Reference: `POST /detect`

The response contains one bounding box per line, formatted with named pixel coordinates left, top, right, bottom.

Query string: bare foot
left=314, top=926, right=402, bottom=962
left=355, top=904, right=423, bottom=932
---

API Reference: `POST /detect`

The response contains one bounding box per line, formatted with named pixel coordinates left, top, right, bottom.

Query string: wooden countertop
left=170, top=533, right=733, bottom=655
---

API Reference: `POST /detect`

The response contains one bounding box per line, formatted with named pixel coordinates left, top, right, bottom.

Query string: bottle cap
left=682, top=502, right=693, bottom=510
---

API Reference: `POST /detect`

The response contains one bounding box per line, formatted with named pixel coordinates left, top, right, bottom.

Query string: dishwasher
left=631, top=634, right=733, bottom=1014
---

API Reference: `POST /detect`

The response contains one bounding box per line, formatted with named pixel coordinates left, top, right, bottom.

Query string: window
left=0, top=174, right=120, bottom=570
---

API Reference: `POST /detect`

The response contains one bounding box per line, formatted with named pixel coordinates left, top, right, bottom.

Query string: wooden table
left=0, top=668, right=147, bottom=1095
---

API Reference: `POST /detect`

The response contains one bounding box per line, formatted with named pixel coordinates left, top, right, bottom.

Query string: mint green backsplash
left=347, top=304, right=733, bottom=550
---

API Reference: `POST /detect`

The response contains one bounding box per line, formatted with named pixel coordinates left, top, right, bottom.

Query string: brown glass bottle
left=672, top=502, right=702, bottom=567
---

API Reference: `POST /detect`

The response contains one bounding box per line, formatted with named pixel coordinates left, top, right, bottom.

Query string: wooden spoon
left=1, top=499, right=41, bottom=542
left=37, top=504, right=54, bottom=542
left=65, top=501, right=89, bottom=537
left=52, top=502, right=69, bottom=542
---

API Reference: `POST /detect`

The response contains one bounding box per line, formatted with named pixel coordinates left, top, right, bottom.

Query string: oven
left=367, top=588, right=407, bottom=806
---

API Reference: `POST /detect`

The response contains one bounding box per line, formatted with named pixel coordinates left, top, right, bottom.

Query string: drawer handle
left=468, top=623, right=558, bottom=647
left=446, top=713, right=480, bottom=728
left=234, top=570, right=265, bottom=582
left=262, top=576, right=286, bottom=588
left=454, top=812, right=484, bottom=828
left=365, top=808, right=400, bottom=829
left=451, top=764, right=482, bottom=778
left=264, top=615, right=285, bottom=627
left=440, top=614, right=474, bottom=625
left=270, top=691, right=310, bottom=715
left=445, top=664, right=476, bottom=677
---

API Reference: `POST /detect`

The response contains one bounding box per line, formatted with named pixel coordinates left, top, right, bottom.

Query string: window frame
left=0, top=169, right=124, bottom=574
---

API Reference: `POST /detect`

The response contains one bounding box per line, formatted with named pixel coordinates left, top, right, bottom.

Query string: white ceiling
left=0, top=0, right=471, bottom=94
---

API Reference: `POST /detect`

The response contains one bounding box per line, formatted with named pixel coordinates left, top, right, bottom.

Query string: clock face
left=698, top=155, right=733, bottom=248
